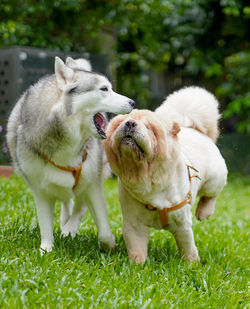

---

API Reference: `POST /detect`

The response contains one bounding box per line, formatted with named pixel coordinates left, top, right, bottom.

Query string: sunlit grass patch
left=0, top=173, right=249, bottom=308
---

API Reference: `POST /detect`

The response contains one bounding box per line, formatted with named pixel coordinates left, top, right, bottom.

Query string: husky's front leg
left=84, top=184, right=116, bottom=251
left=33, top=192, right=55, bottom=253
left=61, top=199, right=88, bottom=238
left=60, top=199, right=74, bottom=229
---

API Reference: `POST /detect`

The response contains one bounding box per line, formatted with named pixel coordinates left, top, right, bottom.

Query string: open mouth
left=120, top=136, right=144, bottom=153
left=93, top=113, right=106, bottom=139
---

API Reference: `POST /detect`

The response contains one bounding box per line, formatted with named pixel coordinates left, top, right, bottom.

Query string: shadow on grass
left=147, top=234, right=179, bottom=264
left=0, top=222, right=130, bottom=264
left=2, top=218, right=225, bottom=266
left=1, top=222, right=192, bottom=266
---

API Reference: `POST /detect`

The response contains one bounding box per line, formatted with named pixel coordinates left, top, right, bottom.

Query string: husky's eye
left=68, top=86, right=78, bottom=94
left=100, top=86, right=108, bottom=91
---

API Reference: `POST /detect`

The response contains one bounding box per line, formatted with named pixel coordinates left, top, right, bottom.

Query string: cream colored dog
left=104, top=87, right=227, bottom=263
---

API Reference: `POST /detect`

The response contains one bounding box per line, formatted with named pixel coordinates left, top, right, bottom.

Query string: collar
left=41, top=143, right=88, bottom=190
left=145, top=165, right=200, bottom=228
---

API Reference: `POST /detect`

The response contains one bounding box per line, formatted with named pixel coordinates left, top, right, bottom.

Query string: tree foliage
left=0, top=0, right=249, bottom=133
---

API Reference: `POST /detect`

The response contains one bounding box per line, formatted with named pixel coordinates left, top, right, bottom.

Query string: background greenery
left=0, top=174, right=249, bottom=308
left=0, top=3, right=249, bottom=307
left=0, top=0, right=249, bottom=134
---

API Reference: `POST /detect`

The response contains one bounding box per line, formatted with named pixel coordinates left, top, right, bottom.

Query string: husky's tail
left=156, top=86, right=220, bottom=142
left=6, top=95, right=24, bottom=171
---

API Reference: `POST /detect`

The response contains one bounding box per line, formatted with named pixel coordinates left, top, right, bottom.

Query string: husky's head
left=54, top=57, right=135, bottom=139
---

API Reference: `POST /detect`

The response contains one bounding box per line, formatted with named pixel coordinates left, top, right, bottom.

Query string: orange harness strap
left=41, top=144, right=88, bottom=190
left=145, top=165, right=200, bottom=228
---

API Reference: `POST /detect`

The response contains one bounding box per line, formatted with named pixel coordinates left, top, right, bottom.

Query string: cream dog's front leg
left=171, top=223, right=200, bottom=262
left=119, top=183, right=149, bottom=263
left=123, top=219, right=149, bottom=264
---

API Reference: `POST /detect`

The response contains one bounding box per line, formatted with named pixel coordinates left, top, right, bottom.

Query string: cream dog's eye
left=145, top=123, right=153, bottom=131
left=145, top=123, right=157, bottom=138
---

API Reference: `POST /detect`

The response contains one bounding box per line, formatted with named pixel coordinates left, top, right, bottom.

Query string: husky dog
left=7, top=56, right=134, bottom=253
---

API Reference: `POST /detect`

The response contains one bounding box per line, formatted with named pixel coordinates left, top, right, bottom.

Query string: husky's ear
left=55, top=56, right=74, bottom=90
left=171, top=122, right=181, bottom=136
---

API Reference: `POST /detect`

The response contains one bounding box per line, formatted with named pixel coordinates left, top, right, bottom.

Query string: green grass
left=0, top=174, right=249, bottom=308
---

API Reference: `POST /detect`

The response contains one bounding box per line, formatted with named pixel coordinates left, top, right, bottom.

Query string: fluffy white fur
left=157, top=86, right=220, bottom=142
left=66, top=56, right=92, bottom=71
left=105, top=87, right=227, bottom=263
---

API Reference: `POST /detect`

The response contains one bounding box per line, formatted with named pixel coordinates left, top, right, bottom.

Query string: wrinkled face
left=55, top=57, right=134, bottom=139
left=104, top=109, right=180, bottom=178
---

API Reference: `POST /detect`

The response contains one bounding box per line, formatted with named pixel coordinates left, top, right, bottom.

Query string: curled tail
left=6, top=95, right=24, bottom=171
left=156, top=87, right=220, bottom=142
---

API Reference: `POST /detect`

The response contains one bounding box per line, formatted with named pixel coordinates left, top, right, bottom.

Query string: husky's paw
left=61, top=219, right=79, bottom=238
left=98, top=233, right=116, bottom=251
left=40, top=242, right=53, bottom=255
left=61, top=226, right=77, bottom=239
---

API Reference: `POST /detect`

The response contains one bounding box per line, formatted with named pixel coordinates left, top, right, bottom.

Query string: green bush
left=0, top=0, right=249, bottom=133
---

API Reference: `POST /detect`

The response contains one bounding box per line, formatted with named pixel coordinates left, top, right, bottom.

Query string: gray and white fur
left=7, top=56, right=134, bottom=253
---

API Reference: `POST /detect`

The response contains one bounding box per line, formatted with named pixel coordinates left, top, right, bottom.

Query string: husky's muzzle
left=94, top=100, right=135, bottom=139
left=93, top=113, right=107, bottom=139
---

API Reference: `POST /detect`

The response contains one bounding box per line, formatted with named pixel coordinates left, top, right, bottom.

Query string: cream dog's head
left=104, top=109, right=180, bottom=182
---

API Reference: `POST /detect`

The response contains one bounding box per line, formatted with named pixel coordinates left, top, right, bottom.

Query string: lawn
left=0, top=173, right=249, bottom=308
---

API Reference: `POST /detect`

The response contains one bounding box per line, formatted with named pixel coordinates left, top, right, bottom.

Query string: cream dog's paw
left=196, top=207, right=213, bottom=220
left=183, top=247, right=200, bottom=263
left=196, top=196, right=216, bottom=221
left=129, top=252, right=147, bottom=264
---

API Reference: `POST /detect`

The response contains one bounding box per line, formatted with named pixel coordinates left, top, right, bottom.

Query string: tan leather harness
left=145, top=165, right=200, bottom=228
left=41, top=144, right=88, bottom=190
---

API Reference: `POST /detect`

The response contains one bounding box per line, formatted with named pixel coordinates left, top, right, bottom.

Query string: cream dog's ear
left=172, top=122, right=181, bottom=136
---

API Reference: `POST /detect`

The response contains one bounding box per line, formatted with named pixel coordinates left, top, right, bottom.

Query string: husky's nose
left=128, top=100, right=135, bottom=108
left=125, top=120, right=137, bottom=132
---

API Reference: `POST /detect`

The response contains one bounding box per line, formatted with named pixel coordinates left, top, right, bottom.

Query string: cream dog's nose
left=125, top=120, right=137, bottom=132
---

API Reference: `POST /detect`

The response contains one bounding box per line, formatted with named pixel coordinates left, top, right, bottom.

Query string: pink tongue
left=95, top=113, right=105, bottom=130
